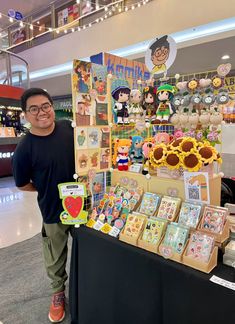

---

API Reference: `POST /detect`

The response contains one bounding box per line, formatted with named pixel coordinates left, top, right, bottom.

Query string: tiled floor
left=0, top=177, right=42, bottom=248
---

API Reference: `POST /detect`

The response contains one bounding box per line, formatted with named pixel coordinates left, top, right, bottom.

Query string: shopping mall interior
left=0, top=1, right=235, bottom=324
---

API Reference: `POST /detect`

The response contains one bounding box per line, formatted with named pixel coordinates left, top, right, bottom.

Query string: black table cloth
left=70, top=226, right=235, bottom=324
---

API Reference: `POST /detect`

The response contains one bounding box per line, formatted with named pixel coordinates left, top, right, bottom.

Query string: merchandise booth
left=59, top=40, right=235, bottom=324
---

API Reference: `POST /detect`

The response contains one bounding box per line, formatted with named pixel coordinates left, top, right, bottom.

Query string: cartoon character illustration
left=77, top=130, right=86, bottom=146
left=142, top=86, right=156, bottom=123
left=155, top=84, right=175, bottom=124
left=112, top=86, right=131, bottom=125
left=150, top=35, right=170, bottom=75
left=90, top=152, right=98, bottom=167
left=74, top=62, right=91, bottom=93
left=112, top=138, right=132, bottom=171
left=129, top=135, right=144, bottom=164
left=78, top=154, right=88, bottom=169
left=128, top=89, right=143, bottom=123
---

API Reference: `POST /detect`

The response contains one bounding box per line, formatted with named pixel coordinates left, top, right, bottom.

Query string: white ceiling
left=30, top=34, right=235, bottom=97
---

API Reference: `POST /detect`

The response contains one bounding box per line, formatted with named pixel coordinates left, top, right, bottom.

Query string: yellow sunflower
left=179, top=137, right=198, bottom=153
left=165, top=150, right=181, bottom=170
left=198, top=143, right=217, bottom=164
left=180, top=151, right=202, bottom=172
left=169, top=138, right=184, bottom=151
left=215, top=153, right=222, bottom=164
left=149, top=144, right=167, bottom=167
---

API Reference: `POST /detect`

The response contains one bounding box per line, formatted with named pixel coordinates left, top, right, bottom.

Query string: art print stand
left=58, top=182, right=88, bottom=225
left=182, top=241, right=218, bottom=273
left=119, top=213, right=147, bottom=247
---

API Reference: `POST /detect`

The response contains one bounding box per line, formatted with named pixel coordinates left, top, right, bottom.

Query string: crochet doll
left=155, top=84, right=174, bottom=124
left=129, top=135, right=144, bottom=164
left=112, top=86, right=131, bottom=125
left=112, top=138, right=132, bottom=171
left=142, top=86, right=156, bottom=123
left=128, top=89, right=144, bottom=123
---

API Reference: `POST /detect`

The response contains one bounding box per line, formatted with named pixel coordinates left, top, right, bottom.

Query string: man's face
left=25, top=95, right=55, bottom=134
left=151, top=46, right=169, bottom=66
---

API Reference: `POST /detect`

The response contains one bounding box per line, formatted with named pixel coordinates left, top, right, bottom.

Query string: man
left=12, top=88, right=75, bottom=323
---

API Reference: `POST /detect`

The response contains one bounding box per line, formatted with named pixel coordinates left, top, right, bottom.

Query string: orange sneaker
left=48, top=291, right=65, bottom=323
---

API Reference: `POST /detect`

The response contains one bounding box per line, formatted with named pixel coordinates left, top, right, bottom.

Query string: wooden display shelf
left=198, top=219, right=230, bottom=244
left=182, top=241, right=218, bottom=273
left=158, top=241, right=186, bottom=263
left=137, top=237, right=162, bottom=255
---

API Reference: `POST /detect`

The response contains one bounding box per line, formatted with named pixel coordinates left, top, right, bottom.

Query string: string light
left=0, top=0, right=152, bottom=48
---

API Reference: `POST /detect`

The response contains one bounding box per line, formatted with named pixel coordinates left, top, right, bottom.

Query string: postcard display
left=72, top=57, right=229, bottom=274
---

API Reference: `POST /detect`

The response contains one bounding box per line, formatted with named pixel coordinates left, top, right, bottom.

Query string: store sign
left=0, top=152, right=14, bottom=159
left=53, top=99, right=72, bottom=111
left=225, top=76, right=235, bottom=93
left=8, top=9, right=23, bottom=20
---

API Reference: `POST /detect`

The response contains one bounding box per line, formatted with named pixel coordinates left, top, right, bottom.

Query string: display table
left=69, top=227, right=235, bottom=324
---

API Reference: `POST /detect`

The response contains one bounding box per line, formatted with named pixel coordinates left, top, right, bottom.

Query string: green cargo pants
left=41, top=222, right=72, bottom=294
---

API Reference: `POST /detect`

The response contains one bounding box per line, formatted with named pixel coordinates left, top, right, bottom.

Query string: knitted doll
left=112, top=138, right=132, bottom=171
left=155, top=84, right=174, bottom=124
left=142, top=86, right=156, bottom=123
left=112, top=86, right=131, bottom=125
left=128, top=89, right=144, bottom=123
left=129, top=135, right=144, bottom=164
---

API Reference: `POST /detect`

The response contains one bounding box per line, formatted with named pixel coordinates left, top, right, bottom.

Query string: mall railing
left=0, top=49, right=30, bottom=89
left=0, top=0, right=150, bottom=54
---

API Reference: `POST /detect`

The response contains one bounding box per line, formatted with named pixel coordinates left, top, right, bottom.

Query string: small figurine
left=112, top=86, right=131, bottom=125
left=142, top=86, right=156, bottom=123
left=128, top=89, right=144, bottom=123
left=142, top=139, right=155, bottom=176
left=155, top=84, right=175, bottom=124
left=112, top=138, right=132, bottom=171
left=129, top=135, right=144, bottom=163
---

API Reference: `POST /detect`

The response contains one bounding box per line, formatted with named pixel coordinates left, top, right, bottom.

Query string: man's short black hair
left=150, top=35, right=169, bottom=54
left=21, top=88, right=53, bottom=112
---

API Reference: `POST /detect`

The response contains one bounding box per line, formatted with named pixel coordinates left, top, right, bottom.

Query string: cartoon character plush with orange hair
left=112, top=138, right=132, bottom=171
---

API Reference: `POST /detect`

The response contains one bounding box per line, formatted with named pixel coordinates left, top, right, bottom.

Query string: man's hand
left=18, top=183, right=36, bottom=192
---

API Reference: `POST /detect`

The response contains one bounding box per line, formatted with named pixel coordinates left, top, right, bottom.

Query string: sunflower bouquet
left=149, top=137, right=222, bottom=173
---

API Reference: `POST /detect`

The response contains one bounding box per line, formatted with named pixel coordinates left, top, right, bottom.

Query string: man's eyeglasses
left=26, top=103, right=52, bottom=115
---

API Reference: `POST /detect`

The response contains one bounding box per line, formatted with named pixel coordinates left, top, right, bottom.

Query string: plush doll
left=172, top=93, right=182, bottom=108
left=111, top=86, right=131, bottom=125
left=216, top=89, right=230, bottom=105
left=129, top=135, right=144, bottom=163
left=209, top=107, right=223, bottom=130
left=179, top=108, right=189, bottom=129
left=128, top=89, right=144, bottom=123
left=154, top=132, right=172, bottom=144
left=191, top=92, right=202, bottom=105
left=181, top=91, right=192, bottom=107
left=188, top=108, right=199, bottom=130
left=202, top=88, right=216, bottom=106
left=199, top=109, right=210, bottom=129
left=142, top=139, right=155, bottom=176
left=155, top=84, right=175, bottom=124
left=142, top=86, right=156, bottom=123
left=187, top=78, right=199, bottom=91
left=112, top=138, right=132, bottom=171
left=170, top=111, right=181, bottom=130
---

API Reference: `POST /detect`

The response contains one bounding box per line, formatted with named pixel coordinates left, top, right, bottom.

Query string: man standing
left=12, top=88, right=75, bottom=323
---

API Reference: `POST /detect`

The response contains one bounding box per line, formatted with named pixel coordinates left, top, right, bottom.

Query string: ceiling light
left=221, top=54, right=230, bottom=60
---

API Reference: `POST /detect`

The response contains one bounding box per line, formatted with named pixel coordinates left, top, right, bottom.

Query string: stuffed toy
left=188, top=108, right=199, bottom=130
left=129, top=135, right=144, bottom=163
left=202, top=88, right=216, bottom=106
left=199, top=109, right=210, bottom=129
left=191, top=92, right=202, bottom=105
left=128, top=89, right=143, bottom=123
left=155, top=84, right=175, bottom=124
left=112, top=138, right=132, bottom=171
left=112, top=86, right=131, bottom=125
left=187, top=78, right=199, bottom=91
left=142, top=139, right=155, bottom=176
left=216, top=88, right=230, bottom=105
left=142, top=86, right=156, bottom=123
left=154, top=132, right=172, bottom=144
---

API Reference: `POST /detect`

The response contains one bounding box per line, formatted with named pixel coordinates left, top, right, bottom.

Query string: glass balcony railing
left=0, top=49, right=30, bottom=89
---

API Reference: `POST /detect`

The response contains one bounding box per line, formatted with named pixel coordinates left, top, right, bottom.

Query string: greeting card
left=142, top=218, right=167, bottom=245
left=89, top=149, right=100, bottom=169
left=76, top=150, right=89, bottom=173
left=184, top=172, right=210, bottom=204
left=178, top=201, right=202, bottom=228
left=138, top=192, right=161, bottom=217
left=156, top=196, right=181, bottom=221
left=76, top=127, right=88, bottom=149
left=87, top=128, right=100, bottom=148
left=186, top=231, right=215, bottom=263
left=200, top=205, right=228, bottom=234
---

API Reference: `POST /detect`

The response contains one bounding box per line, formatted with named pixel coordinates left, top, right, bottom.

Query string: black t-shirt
left=12, top=119, right=75, bottom=224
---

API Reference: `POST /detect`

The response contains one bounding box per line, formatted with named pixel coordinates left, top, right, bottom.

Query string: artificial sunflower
left=179, top=137, right=198, bottom=153
left=165, top=150, right=181, bottom=170
left=180, top=151, right=202, bottom=172
left=169, top=138, right=183, bottom=151
left=215, top=153, right=222, bottom=164
left=198, top=143, right=217, bottom=164
left=149, top=143, right=167, bottom=167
